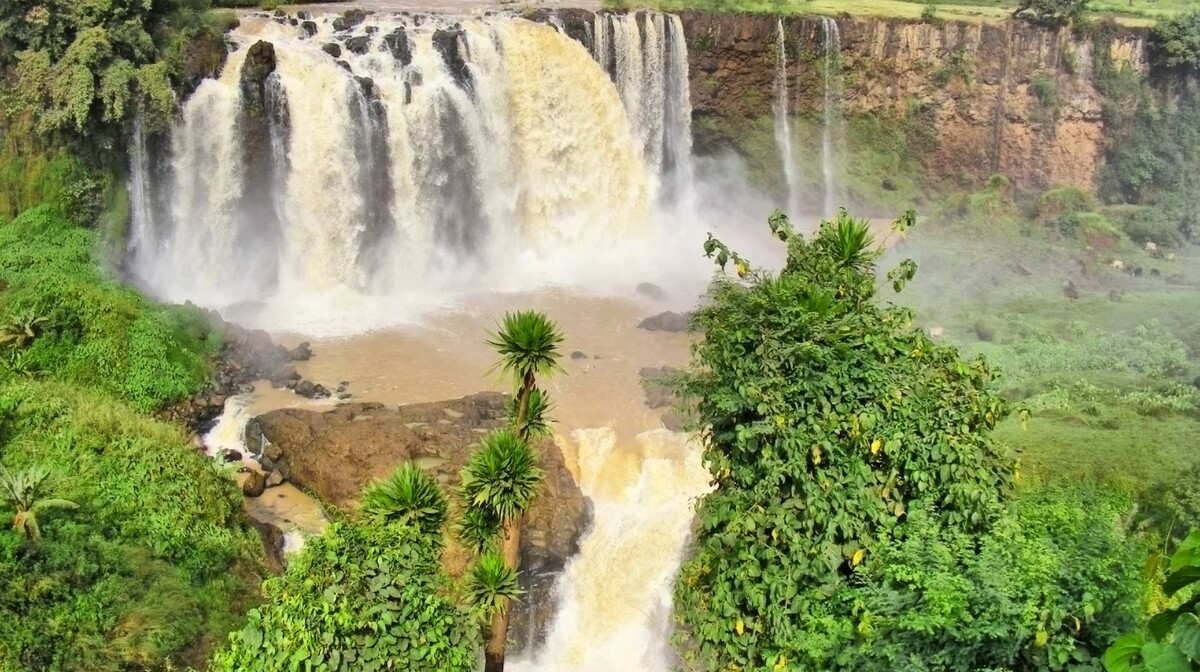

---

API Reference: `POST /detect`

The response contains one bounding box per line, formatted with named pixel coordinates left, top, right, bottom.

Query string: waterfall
left=591, top=12, right=694, bottom=204
left=127, top=110, right=155, bottom=258
left=772, top=20, right=801, bottom=219
left=129, top=15, right=661, bottom=307
left=821, top=17, right=843, bottom=216
left=510, top=429, right=711, bottom=672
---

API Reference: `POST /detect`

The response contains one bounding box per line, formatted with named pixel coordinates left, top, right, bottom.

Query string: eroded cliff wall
left=680, top=12, right=1148, bottom=194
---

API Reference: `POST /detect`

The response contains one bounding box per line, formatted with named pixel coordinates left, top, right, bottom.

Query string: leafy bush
left=1036, top=185, right=1096, bottom=223
left=816, top=483, right=1147, bottom=672
left=1150, top=10, right=1200, bottom=72
left=672, top=211, right=1018, bottom=670
left=212, top=520, right=478, bottom=672
left=0, top=379, right=262, bottom=671
left=1106, top=529, right=1200, bottom=671
left=1107, top=205, right=1187, bottom=248
left=0, top=204, right=217, bottom=410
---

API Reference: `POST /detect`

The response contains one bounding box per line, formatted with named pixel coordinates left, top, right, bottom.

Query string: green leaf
left=1140, top=641, right=1192, bottom=672
left=1171, top=614, right=1200, bottom=662
left=1105, top=632, right=1144, bottom=672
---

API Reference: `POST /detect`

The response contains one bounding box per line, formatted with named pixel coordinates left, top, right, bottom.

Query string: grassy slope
left=0, top=199, right=263, bottom=669
left=888, top=198, right=1200, bottom=494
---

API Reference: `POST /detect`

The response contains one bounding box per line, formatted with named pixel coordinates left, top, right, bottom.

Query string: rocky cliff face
left=680, top=12, right=1147, bottom=193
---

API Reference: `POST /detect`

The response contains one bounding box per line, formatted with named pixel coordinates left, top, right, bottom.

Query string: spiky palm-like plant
left=470, top=309, right=563, bottom=672
left=486, top=310, right=564, bottom=431
left=0, top=311, right=48, bottom=350
left=1, top=466, right=77, bottom=541
left=361, top=463, right=448, bottom=538
left=456, top=504, right=502, bottom=556
left=465, top=551, right=523, bottom=623
left=507, top=386, right=553, bottom=441
left=824, top=209, right=876, bottom=272
left=461, top=430, right=542, bottom=524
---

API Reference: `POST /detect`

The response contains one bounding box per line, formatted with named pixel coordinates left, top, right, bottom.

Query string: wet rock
left=253, top=392, right=587, bottom=648
left=345, top=35, right=371, bottom=55
left=322, top=42, right=342, bottom=58
left=382, top=27, right=413, bottom=65
left=294, top=380, right=331, bottom=399
left=244, top=418, right=265, bottom=455
left=257, top=455, right=275, bottom=472
left=635, top=282, right=668, bottom=301
left=268, top=364, right=300, bottom=388
left=432, top=28, right=470, bottom=85
left=243, top=471, right=267, bottom=497
left=570, top=350, right=587, bottom=360
left=248, top=517, right=286, bottom=573
left=218, top=449, right=243, bottom=463
left=637, top=311, right=690, bottom=332
left=331, top=8, right=366, bottom=32
left=335, top=60, right=352, bottom=72
left=301, top=20, right=318, bottom=37
left=639, top=366, right=679, bottom=410
left=284, top=341, right=310, bottom=363
left=265, top=470, right=285, bottom=488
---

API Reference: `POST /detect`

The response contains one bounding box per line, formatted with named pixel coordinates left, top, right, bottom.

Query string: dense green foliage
left=1151, top=11, right=1200, bottom=71
left=1107, top=530, right=1200, bottom=672
left=673, top=211, right=1022, bottom=670
left=0, top=204, right=218, bottom=410
left=213, top=520, right=478, bottom=672
left=0, top=0, right=233, bottom=137
left=0, top=379, right=261, bottom=671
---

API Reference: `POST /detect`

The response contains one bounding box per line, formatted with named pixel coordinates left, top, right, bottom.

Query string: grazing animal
left=1145, top=241, right=1158, bottom=255
left=1130, top=265, right=1143, bottom=278
left=1063, top=280, right=1080, bottom=300
left=1151, top=268, right=1161, bottom=277
left=1108, top=259, right=1125, bottom=270
left=1166, top=252, right=1176, bottom=262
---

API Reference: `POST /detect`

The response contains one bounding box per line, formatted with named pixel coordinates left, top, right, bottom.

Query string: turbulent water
left=128, top=12, right=707, bottom=329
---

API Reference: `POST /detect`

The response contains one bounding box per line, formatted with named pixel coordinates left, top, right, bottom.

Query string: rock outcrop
left=252, top=392, right=590, bottom=647
left=680, top=12, right=1147, bottom=193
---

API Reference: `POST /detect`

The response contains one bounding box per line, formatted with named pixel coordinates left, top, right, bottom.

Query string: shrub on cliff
left=1151, top=10, right=1200, bottom=73
left=1012, top=0, right=1090, bottom=27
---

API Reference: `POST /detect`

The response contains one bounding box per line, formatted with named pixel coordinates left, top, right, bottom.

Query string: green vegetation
left=671, top=195, right=1200, bottom=669
left=1107, top=529, right=1200, bottom=671
left=0, top=379, right=262, bottom=671
left=0, top=204, right=219, bottom=411
left=1151, top=11, right=1200, bottom=71
left=212, top=514, right=477, bottom=672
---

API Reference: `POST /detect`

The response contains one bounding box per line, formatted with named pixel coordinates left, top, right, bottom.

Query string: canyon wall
left=679, top=12, right=1148, bottom=193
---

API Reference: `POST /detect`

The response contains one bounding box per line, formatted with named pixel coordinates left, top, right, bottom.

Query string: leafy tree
left=1151, top=11, right=1200, bottom=72
left=212, top=519, right=477, bottom=672
left=672, top=210, right=1016, bottom=671
left=1, top=0, right=229, bottom=138
left=0, top=465, right=75, bottom=540
left=1012, top=0, right=1090, bottom=26
left=462, top=310, right=563, bottom=672
left=361, top=462, right=449, bottom=538
left=1106, top=530, right=1200, bottom=672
